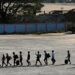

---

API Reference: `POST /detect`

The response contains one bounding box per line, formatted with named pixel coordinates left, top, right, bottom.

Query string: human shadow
left=67, top=67, right=75, bottom=69
left=55, top=64, right=66, bottom=66
left=0, top=63, right=68, bottom=69
left=0, top=64, right=49, bottom=69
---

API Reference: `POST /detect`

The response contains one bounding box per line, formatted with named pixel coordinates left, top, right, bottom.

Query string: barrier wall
left=47, top=24, right=56, bottom=32
left=0, top=23, right=66, bottom=34
left=27, top=24, right=36, bottom=33
left=0, top=24, right=4, bottom=33
left=6, top=24, right=15, bottom=33
left=16, top=24, right=25, bottom=33
left=37, top=24, right=47, bottom=32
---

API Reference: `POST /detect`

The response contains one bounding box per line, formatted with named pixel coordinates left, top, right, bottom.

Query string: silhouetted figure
left=51, top=50, right=56, bottom=65
left=67, top=50, right=71, bottom=64
left=6, top=53, right=12, bottom=66
left=19, top=51, right=23, bottom=66
left=44, top=51, right=48, bottom=65
left=13, top=52, right=18, bottom=66
left=44, top=51, right=50, bottom=65
left=2, top=54, right=6, bottom=67
left=26, top=51, right=31, bottom=66
left=35, top=51, right=42, bottom=66
left=13, top=52, right=16, bottom=66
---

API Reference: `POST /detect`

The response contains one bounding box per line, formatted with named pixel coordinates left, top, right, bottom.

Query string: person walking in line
left=19, top=51, right=23, bottom=66
left=2, top=54, right=6, bottom=67
left=51, top=50, right=56, bottom=65
left=13, top=52, right=18, bottom=66
left=44, top=51, right=48, bottom=65
left=6, top=53, right=12, bottom=66
left=35, top=51, right=42, bottom=66
left=13, top=52, right=16, bottom=66
left=44, top=51, right=50, bottom=65
left=26, top=51, right=31, bottom=66
left=67, top=50, right=71, bottom=64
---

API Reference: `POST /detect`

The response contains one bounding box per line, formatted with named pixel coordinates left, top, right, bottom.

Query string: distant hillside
left=43, top=0, right=75, bottom=3
left=40, top=3, right=75, bottom=14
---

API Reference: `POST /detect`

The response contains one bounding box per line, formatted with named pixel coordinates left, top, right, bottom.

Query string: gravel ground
left=0, top=33, right=75, bottom=75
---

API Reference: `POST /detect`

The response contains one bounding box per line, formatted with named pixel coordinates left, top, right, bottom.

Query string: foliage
left=67, top=22, right=73, bottom=30
left=64, top=9, right=75, bottom=23
left=0, top=0, right=43, bottom=23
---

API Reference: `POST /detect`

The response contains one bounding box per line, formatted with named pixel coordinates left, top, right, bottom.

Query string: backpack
left=64, top=59, right=68, bottom=64
left=15, top=55, right=18, bottom=59
left=16, top=60, right=19, bottom=65
left=47, top=53, right=50, bottom=58
left=8, top=56, right=12, bottom=60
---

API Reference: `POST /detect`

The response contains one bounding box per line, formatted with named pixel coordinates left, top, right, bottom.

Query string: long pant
left=44, top=58, right=48, bottom=65
left=35, top=59, right=42, bottom=65
left=2, top=61, right=6, bottom=66
left=20, top=59, right=23, bottom=66
left=51, top=58, right=56, bottom=65
left=27, top=59, right=31, bottom=66
left=7, top=60, right=11, bottom=66
left=68, top=58, right=71, bottom=64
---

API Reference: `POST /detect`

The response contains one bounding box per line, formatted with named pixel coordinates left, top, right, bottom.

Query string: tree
left=50, top=0, right=56, bottom=3
left=64, top=9, right=75, bottom=23
left=0, top=0, right=43, bottom=23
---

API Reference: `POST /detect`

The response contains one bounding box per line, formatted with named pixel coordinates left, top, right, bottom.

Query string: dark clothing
left=44, top=53, right=48, bottom=65
left=27, top=54, right=30, bottom=60
left=51, top=58, right=56, bottom=65
left=67, top=52, right=71, bottom=64
left=13, top=55, right=16, bottom=66
left=6, top=54, right=11, bottom=66
left=2, top=55, right=6, bottom=66
left=67, top=53, right=70, bottom=59
left=20, top=54, right=23, bottom=66
left=36, top=59, right=42, bottom=65
left=37, top=54, right=41, bottom=61
left=51, top=52, right=56, bottom=65
left=27, top=54, right=31, bottom=66
left=2, top=55, right=5, bottom=63
left=19, top=54, right=23, bottom=66
left=35, top=53, right=42, bottom=65
left=13, top=54, right=18, bottom=66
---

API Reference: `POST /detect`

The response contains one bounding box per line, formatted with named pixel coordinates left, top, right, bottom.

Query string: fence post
left=46, top=23, right=48, bottom=32
left=56, top=23, right=58, bottom=32
left=66, top=23, right=68, bottom=32
left=15, top=24, right=16, bottom=33
left=0, top=24, right=1, bottom=33
left=4, top=24, right=6, bottom=33
left=25, top=24, right=27, bottom=33
left=36, top=23, right=38, bottom=33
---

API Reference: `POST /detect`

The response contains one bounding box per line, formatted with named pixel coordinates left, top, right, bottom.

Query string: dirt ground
left=0, top=33, right=75, bottom=75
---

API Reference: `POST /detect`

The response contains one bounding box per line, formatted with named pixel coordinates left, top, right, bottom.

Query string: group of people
left=2, top=51, right=23, bottom=67
left=1, top=50, right=71, bottom=67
